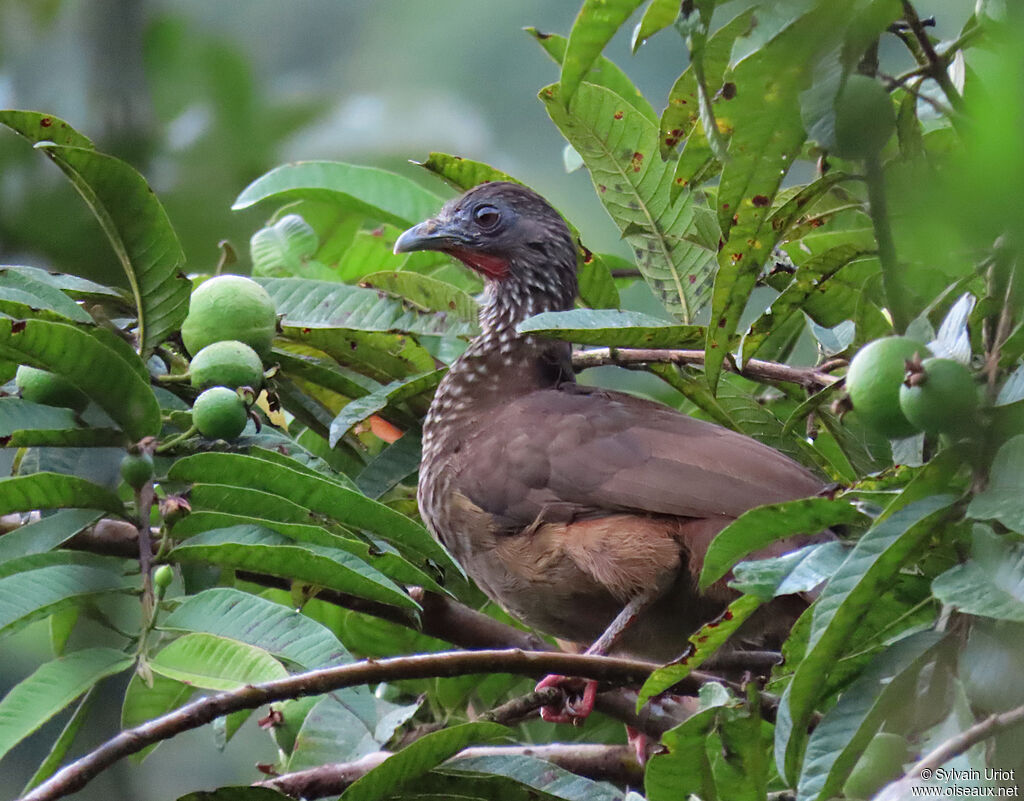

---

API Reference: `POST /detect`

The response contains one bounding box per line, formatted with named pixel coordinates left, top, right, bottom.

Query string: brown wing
left=454, top=384, right=823, bottom=532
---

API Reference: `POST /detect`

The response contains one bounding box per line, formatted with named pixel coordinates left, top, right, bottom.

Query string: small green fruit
left=833, top=75, right=897, bottom=160
left=153, top=564, right=174, bottom=591
left=899, top=357, right=978, bottom=435
left=15, top=365, right=90, bottom=411
left=120, top=452, right=154, bottom=490
left=847, top=337, right=930, bottom=439
left=842, top=732, right=910, bottom=799
left=180, top=275, right=276, bottom=357
left=189, top=340, right=264, bottom=391
left=192, top=386, right=248, bottom=440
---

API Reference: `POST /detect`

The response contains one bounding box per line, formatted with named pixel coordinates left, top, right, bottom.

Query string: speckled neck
left=420, top=254, right=577, bottom=468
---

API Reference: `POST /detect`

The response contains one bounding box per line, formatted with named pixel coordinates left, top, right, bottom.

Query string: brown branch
left=255, top=743, right=643, bottom=799
left=910, top=703, right=1024, bottom=776
left=899, top=1, right=966, bottom=115
left=18, top=650, right=655, bottom=801
left=571, top=348, right=840, bottom=390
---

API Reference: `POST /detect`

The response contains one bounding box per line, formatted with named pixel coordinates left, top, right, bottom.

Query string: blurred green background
left=0, top=0, right=979, bottom=798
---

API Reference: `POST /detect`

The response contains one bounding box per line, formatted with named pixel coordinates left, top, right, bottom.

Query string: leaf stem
left=155, top=426, right=198, bottom=454
left=862, top=154, right=911, bottom=333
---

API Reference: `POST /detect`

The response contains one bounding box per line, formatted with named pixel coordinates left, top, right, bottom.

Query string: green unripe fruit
left=153, top=564, right=174, bottom=591
left=847, top=337, right=930, bottom=439
left=842, top=732, right=910, bottom=799
left=180, top=275, right=276, bottom=357
left=15, top=365, right=90, bottom=412
left=189, top=340, right=264, bottom=391
left=192, top=386, right=248, bottom=440
left=833, top=75, right=897, bottom=160
left=898, top=357, right=978, bottom=435
left=120, top=452, right=154, bottom=490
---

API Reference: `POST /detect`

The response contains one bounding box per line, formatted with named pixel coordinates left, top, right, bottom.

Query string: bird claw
left=535, top=674, right=597, bottom=724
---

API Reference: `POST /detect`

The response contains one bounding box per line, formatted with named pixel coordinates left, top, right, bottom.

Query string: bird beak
left=394, top=219, right=462, bottom=255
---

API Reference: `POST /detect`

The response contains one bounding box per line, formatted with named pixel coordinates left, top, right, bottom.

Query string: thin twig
left=18, top=650, right=656, bottom=801
left=900, top=1, right=966, bottom=115
left=571, top=348, right=840, bottom=390
left=910, top=702, right=1024, bottom=776
left=255, top=743, right=643, bottom=800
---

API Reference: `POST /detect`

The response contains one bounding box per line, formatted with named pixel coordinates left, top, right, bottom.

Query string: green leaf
left=329, top=370, right=444, bottom=447
left=966, top=435, right=1024, bottom=532
left=797, top=631, right=944, bottom=801
left=645, top=707, right=719, bottom=801
left=249, top=214, right=325, bottom=278
left=416, top=152, right=519, bottom=191
left=271, top=350, right=375, bottom=401
left=0, top=647, right=131, bottom=761
left=0, top=110, right=93, bottom=148
left=33, top=144, right=191, bottom=356
left=121, top=672, right=192, bottom=762
left=360, top=271, right=480, bottom=326
left=637, top=594, right=763, bottom=709
left=559, top=0, right=646, bottom=107
left=0, top=265, right=92, bottom=323
left=161, top=587, right=351, bottom=669
left=526, top=27, right=654, bottom=121
left=0, top=473, right=125, bottom=517
left=932, top=528, right=1024, bottom=622
left=776, top=495, right=956, bottom=783
left=21, top=687, right=95, bottom=792
left=519, top=309, right=704, bottom=348
left=169, top=452, right=459, bottom=574
left=731, top=541, right=850, bottom=601
left=0, top=509, right=101, bottom=565
left=542, top=81, right=717, bottom=322
left=743, top=243, right=872, bottom=362
left=0, top=317, right=160, bottom=440
left=700, top=498, right=866, bottom=590
left=577, top=251, right=621, bottom=310
left=149, top=632, right=288, bottom=691
left=288, top=692, right=419, bottom=771
left=233, top=161, right=445, bottom=228
left=170, top=525, right=417, bottom=609
left=340, top=721, right=509, bottom=801
left=705, top=6, right=847, bottom=386
left=356, top=432, right=423, bottom=500
left=631, top=0, right=679, bottom=51
left=659, top=8, right=755, bottom=156
left=443, top=753, right=624, bottom=801
left=262, top=277, right=473, bottom=339
left=184, top=484, right=317, bottom=526
left=0, top=563, right=131, bottom=639
left=0, top=389, right=127, bottom=448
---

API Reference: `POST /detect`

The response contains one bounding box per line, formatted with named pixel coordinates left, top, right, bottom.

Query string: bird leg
left=537, top=586, right=664, bottom=724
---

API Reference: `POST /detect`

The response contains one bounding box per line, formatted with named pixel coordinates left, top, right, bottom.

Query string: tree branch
left=18, top=650, right=655, bottom=801
left=899, top=1, right=966, bottom=115
left=255, top=743, right=643, bottom=800
left=571, top=348, right=839, bottom=390
left=910, top=702, right=1024, bottom=776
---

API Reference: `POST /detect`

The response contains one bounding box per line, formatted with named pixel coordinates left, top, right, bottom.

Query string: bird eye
left=473, top=205, right=501, bottom=229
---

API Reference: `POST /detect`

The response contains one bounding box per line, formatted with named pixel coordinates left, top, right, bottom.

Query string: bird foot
left=535, top=674, right=598, bottom=724
left=626, top=725, right=652, bottom=765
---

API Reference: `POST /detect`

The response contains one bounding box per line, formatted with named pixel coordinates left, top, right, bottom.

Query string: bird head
left=394, top=182, right=578, bottom=309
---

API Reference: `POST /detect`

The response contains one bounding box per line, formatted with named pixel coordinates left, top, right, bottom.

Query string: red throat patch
left=447, top=247, right=509, bottom=280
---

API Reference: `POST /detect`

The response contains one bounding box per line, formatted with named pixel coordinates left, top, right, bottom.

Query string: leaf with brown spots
left=557, top=0, right=646, bottom=108
left=705, top=5, right=849, bottom=389
left=659, top=8, right=755, bottom=160
left=542, top=82, right=718, bottom=322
